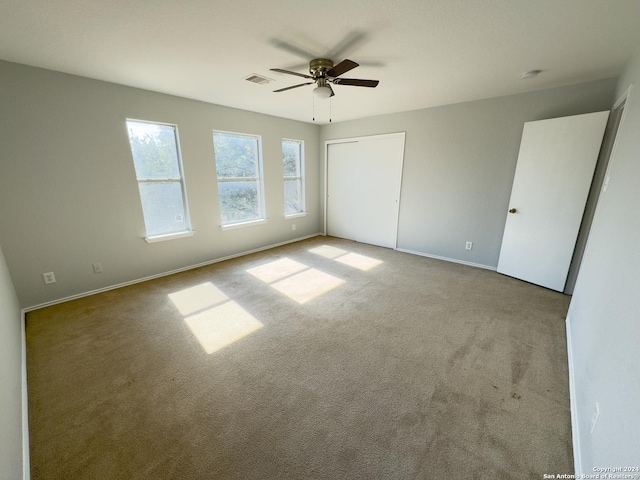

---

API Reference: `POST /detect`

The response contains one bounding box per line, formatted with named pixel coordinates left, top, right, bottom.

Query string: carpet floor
left=26, top=236, right=573, bottom=479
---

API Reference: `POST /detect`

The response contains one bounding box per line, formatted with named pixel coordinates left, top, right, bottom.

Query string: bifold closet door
left=327, top=142, right=360, bottom=241
left=327, top=135, right=404, bottom=249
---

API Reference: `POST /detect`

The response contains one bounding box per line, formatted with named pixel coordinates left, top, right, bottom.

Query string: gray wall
left=320, top=79, right=617, bottom=274
left=0, top=61, right=323, bottom=308
left=567, top=49, right=640, bottom=471
left=0, top=57, right=631, bottom=475
left=0, top=244, right=23, bottom=480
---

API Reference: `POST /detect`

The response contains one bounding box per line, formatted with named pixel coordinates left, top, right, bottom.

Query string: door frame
left=564, top=85, right=632, bottom=294
left=323, top=132, right=406, bottom=249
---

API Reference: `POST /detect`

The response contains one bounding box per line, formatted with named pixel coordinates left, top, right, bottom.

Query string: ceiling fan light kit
left=313, top=86, right=333, bottom=99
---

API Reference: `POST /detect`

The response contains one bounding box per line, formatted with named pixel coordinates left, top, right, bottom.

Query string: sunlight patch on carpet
left=246, top=257, right=308, bottom=283
left=168, top=282, right=229, bottom=316
left=308, top=245, right=348, bottom=259
left=246, top=257, right=346, bottom=304
left=184, top=301, right=263, bottom=354
left=309, top=245, right=384, bottom=271
left=335, top=252, right=384, bottom=271
left=170, top=282, right=263, bottom=354
left=271, top=269, right=345, bottom=304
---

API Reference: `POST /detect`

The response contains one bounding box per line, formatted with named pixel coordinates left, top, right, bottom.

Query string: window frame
left=282, top=138, right=306, bottom=218
left=212, top=130, right=267, bottom=228
left=125, top=118, right=193, bottom=242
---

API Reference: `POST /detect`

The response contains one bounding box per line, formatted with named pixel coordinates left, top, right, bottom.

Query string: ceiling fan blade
left=326, top=31, right=368, bottom=60
left=273, top=82, right=314, bottom=93
left=332, top=78, right=379, bottom=88
left=270, top=68, right=313, bottom=79
left=326, top=59, right=359, bottom=78
left=268, top=39, right=318, bottom=61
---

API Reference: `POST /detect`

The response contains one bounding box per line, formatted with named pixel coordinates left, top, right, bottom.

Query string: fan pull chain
left=312, top=96, right=315, bottom=122
left=329, top=97, right=332, bottom=123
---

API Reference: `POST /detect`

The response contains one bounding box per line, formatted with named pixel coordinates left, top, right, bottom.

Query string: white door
left=326, top=133, right=405, bottom=249
left=327, top=142, right=359, bottom=241
left=497, top=111, right=609, bottom=292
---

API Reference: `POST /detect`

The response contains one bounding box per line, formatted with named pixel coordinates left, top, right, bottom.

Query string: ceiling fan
left=270, top=58, right=379, bottom=98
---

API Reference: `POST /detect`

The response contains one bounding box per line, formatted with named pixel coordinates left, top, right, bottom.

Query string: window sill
left=145, top=230, right=195, bottom=244
left=220, top=218, right=268, bottom=231
left=285, top=212, right=308, bottom=219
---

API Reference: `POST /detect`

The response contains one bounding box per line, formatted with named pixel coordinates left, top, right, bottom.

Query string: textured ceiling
left=1, top=0, right=639, bottom=124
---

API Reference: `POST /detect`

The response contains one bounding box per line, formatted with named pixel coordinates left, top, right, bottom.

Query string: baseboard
left=23, top=233, right=323, bottom=312
left=565, top=315, right=582, bottom=476
left=21, top=309, right=30, bottom=480
left=395, top=248, right=497, bottom=271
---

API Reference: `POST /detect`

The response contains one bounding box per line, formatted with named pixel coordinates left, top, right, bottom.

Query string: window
left=126, top=119, right=191, bottom=240
left=282, top=139, right=305, bottom=216
left=212, top=131, right=265, bottom=226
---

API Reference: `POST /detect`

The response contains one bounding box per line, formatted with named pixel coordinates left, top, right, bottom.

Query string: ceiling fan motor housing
left=309, top=58, right=334, bottom=77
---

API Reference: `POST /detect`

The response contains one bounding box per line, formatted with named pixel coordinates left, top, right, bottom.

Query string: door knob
left=509, top=208, right=517, bottom=214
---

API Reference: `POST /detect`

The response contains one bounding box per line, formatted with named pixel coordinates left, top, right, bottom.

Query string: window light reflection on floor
left=308, top=245, right=348, bottom=259
left=247, top=257, right=345, bottom=304
left=168, top=282, right=229, bottom=316
left=309, top=245, right=384, bottom=271
left=334, top=252, right=383, bottom=271
left=246, top=257, right=307, bottom=283
left=183, top=301, right=263, bottom=354
left=168, top=282, right=263, bottom=354
left=271, top=268, right=345, bottom=304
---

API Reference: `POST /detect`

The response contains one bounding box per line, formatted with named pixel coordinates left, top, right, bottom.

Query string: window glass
left=127, top=120, right=190, bottom=237
left=213, top=131, right=265, bottom=225
left=282, top=139, right=305, bottom=216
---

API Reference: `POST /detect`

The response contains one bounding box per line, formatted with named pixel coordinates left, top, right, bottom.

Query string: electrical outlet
left=43, top=272, right=56, bottom=284
left=590, top=402, right=600, bottom=434
left=465, top=241, right=473, bottom=250
left=292, top=224, right=297, bottom=231
left=93, top=263, right=103, bottom=274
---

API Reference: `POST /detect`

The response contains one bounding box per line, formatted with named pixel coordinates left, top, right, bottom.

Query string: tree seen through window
left=127, top=120, right=190, bottom=237
left=213, top=131, right=265, bottom=225
left=283, top=139, right=304, bottom=216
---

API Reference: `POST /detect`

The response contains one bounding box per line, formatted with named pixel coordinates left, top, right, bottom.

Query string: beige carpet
left=26, top=236, right=573, bottom=479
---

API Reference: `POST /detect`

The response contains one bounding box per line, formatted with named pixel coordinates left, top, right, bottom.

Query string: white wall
left=0, top=244, right=24, bottom=480
left=0, top=61, right=322, bottom=308
left=320, top=79, right=617, bottom=274
left=567, top=49, right=640, bottom=471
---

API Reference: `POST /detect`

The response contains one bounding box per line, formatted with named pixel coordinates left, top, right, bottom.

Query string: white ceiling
left=1, top=0, right=639, bottom=124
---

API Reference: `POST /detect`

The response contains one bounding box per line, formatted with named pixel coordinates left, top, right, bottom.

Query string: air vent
left=244, top=74, right=273, bottom=85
